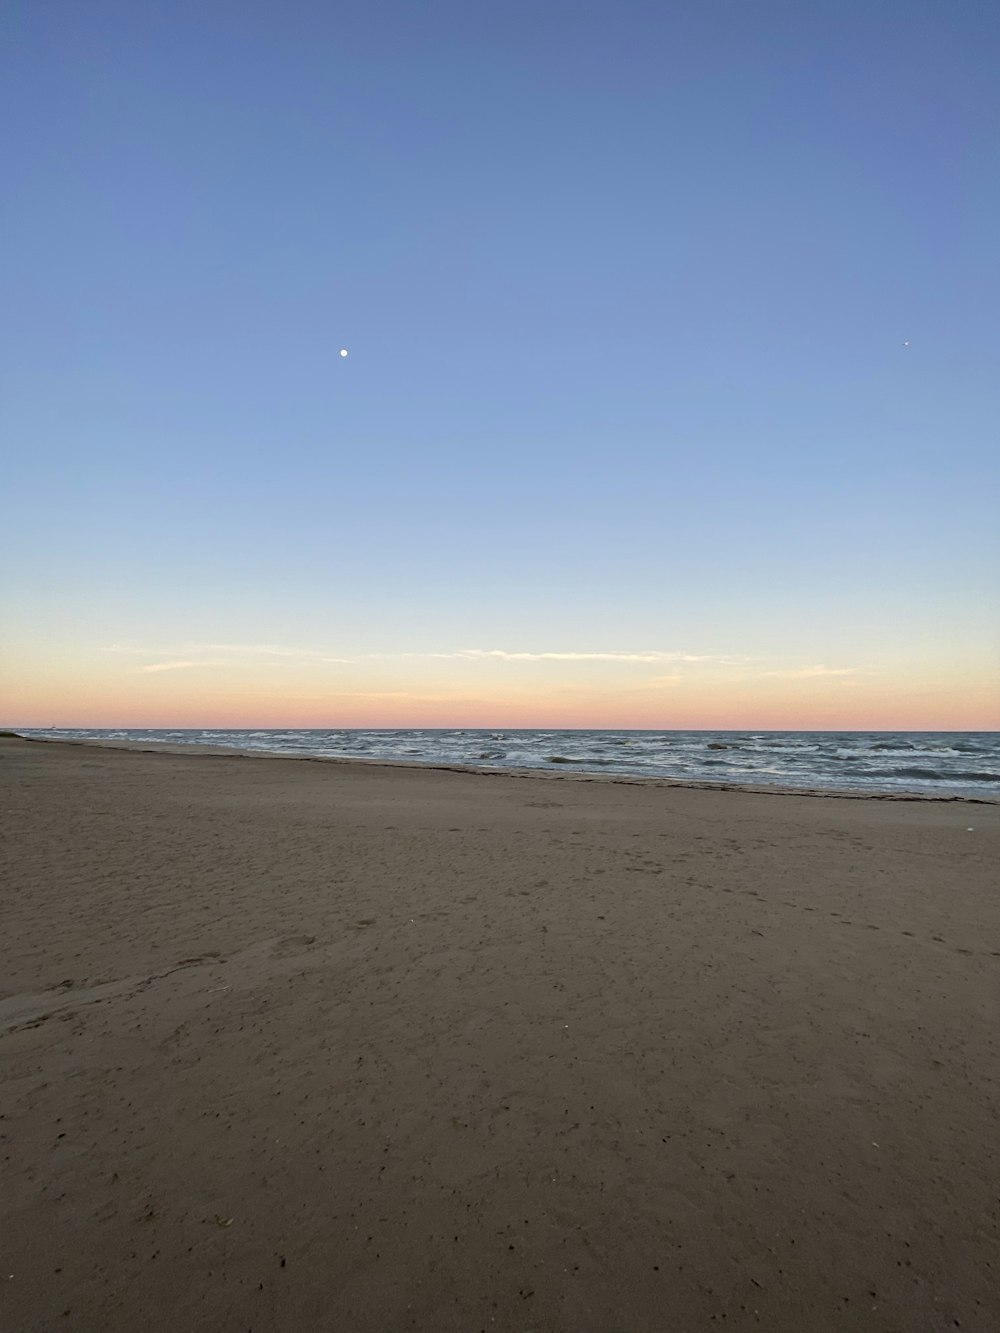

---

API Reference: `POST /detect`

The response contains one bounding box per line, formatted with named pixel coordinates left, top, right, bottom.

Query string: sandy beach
left=1, top=734, right=997, bottom=1332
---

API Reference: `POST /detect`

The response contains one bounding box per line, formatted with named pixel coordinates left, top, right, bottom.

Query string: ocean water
left=19, top=728, right=1000, bottom=799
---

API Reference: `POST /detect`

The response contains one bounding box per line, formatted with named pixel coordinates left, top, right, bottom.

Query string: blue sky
left=2, top=1, right=998, bottom=726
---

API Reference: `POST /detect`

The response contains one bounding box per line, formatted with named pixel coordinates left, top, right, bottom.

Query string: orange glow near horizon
left=4, top=654, right=998, bottom=732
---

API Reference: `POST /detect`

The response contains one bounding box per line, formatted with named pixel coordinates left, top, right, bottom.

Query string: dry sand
left=1, top=734, right=998, bottom=1332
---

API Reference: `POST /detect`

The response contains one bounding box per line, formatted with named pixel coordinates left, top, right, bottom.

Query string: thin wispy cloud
left=759, top=665, right=869, bottom=679
left=395, top=649, right=743, bottom=664
left=627, top=664, right=872, bottom=691
left=113, top=642, right=868, bottom=684
left=110, top=642, right=334, bottom=660
left=110, top=642, right=355, bottom=673
left=206, top=643, right=324, bottom=658
left=137, top=660, right=225, bottom=674
left=117, top=643, right=750, bottom=670
left=462, top=650, right=693, bottom=662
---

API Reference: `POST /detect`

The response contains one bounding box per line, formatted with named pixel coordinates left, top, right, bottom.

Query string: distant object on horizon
left=339, top=348, right=349, bottom=357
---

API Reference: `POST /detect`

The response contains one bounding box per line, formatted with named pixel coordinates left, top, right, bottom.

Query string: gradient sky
left=2, top=0, right=998, bottom=729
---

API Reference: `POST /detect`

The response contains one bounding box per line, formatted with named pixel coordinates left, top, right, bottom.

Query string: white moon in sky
left=339, top=348, right=349, bottom=357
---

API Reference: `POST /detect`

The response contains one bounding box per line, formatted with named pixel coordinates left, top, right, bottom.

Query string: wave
left=888, top=767, right=1000, bottom=783
left=544, top=755, right=619, bottom=767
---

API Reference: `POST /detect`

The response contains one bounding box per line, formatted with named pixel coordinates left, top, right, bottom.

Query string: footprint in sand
left=269, top=934, right=318, bottom=958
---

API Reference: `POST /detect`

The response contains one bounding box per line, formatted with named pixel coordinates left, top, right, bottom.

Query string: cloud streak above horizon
left=137, top=659, right=225, bottom=674
left=114, top=643, right=749, bottom=669
left=113, top=642, right=871, bottom=683
left=384, top=649, right=749, bottom=664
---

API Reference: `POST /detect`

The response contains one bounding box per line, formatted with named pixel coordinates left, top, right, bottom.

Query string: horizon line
left=7, top=724, right=997, bottom=735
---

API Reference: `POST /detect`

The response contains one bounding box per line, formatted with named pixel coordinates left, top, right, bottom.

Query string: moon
left=339, top=348, right=349, bottom=358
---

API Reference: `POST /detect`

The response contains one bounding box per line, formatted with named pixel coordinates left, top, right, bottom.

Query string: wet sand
left=1, top=735, right=998, bottom=1332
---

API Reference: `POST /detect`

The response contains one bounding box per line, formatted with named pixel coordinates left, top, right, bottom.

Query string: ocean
left=19, top=728, right=1000, bottom=799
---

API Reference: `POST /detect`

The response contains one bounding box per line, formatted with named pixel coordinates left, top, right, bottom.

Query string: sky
left=2, top=0, right=998, bottom=730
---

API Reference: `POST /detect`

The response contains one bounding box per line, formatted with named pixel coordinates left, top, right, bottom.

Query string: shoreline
left=14, top=732, right=999, bottom=803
